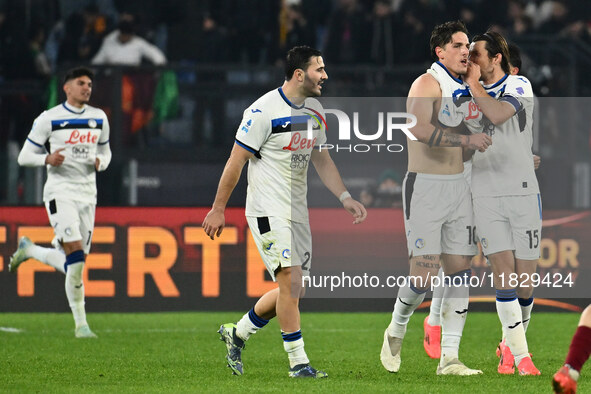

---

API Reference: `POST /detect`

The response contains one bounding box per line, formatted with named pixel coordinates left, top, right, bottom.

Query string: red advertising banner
left=0, top=207, right=588, bottom=311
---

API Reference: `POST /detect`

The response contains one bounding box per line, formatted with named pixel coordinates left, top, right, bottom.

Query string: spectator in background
left=538, top=0, right=573, bottom=35
left=360, top=169, right=403, bottom=208
left=324, top=0, right=370, bottom=65
left=92, top=18, right=166, bottom=65
left=370, top=0, right=396, bottom=65
left=57, top=4, right=110, bottom=66
left=393, top=0, right=446, bottom=64
left=27, top=25, right=51, bottom=79
left=278, top=2, right=316, bottom=62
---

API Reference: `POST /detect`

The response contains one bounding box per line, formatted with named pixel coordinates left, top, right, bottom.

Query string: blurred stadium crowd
left=0, top=0, right=589, bottom=76
left=0, top=0, right=590, bottom=207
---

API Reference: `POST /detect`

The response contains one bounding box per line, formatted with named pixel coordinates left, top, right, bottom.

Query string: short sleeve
left=27, top=112, right=51, bottom=147
left=500, top=75, right=533, bottom=112
left=234, top=107, right=270, bottom=155
left=98, top=110, right=110, bottom=144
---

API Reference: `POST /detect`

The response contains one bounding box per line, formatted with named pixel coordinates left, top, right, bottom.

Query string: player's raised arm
left=408, top=74, right=491, bottom=152
left=203, top=144, right=254, bottom=239
left=310, top=149, right=366, bottom=224
left=465, top=61, right=516, bottom=125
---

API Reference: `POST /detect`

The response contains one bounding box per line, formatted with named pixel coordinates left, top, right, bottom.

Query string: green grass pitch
left=1, top=311, right=585, bottom=393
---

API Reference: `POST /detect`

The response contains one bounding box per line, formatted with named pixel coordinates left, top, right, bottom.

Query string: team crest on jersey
left=88, top=119, right=97, bottom=128
left=282, top=249, right=291, bottom=259
left=415, top=238, right=425, bottom=249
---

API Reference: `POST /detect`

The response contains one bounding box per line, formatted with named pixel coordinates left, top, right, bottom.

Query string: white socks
left=519, top=297, right=534, bottom=332
left=26, top=244, right=66, bottom=274
left=65, top=251, right=87, bottom=328
left=428, top=268, right=444, bottom=326
left=440, top=269, right=470, bottom=364
left=496, top=289, right=529, bottom=365
left=282, top=331, right=309, bottom=368
left=236, top=308, right=269, bottom=342
left=388, top=280, right=427, bottom=339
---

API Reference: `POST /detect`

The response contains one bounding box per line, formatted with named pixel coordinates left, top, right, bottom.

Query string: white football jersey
left=235, top=87, right=327, bottom=223
left=464, top=74, right=539, bottom=197
left=19, top=101, right=111, bottom=204
left=426, top=61, right=472, bottom=128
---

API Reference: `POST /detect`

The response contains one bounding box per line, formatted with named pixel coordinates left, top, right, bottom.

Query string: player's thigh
left=508, top=194, right=542, bottom=260
left=45, top=199, right=83, bottom=245
left=473, top=197, right=513, bottom=256
left=77, top=202, right=96, bottom=254
left=291, top=221, right=312, bottom=277
left=403, top=177, right=448, bottom=257
left=246, top=216, right=302, bottom=282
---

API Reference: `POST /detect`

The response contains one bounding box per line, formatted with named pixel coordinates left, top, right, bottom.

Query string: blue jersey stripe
left=278, top=87, right=305, bottom=109
left=499, top=95, right=521, bottom=112
left=235, top=139, right=257, bottom=154
left=27, top=138, right=44, bottom=148
left=271, top=115, right=309, bottom=128
left=51, top=119, right=103, bottom=131
left=62, top=102, right=86, bottom=114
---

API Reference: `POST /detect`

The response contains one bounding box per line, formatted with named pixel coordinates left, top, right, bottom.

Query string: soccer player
left=380, top=21, right=491, bottom=376
left=552, top=304, right=591, bottom=393
left=10, top=67, right=111, bottom=338
left=425, top=42, right=542, bottom=365
left=464, top=31, right=541, bottom=375
left=490, top=41, right=541, bottom=374
left=202, top=46, right=367, bottom=378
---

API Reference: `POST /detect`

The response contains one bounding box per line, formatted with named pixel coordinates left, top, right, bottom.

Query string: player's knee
left=516, top=286, right=533, bottom=300
left=65, top=250, right=85, bottom=276
left=579, top=305, right=591, bottom=327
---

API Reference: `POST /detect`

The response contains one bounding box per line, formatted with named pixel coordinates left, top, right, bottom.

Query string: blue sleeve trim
left=500, top=95, right=521, bottom=112
left=98, top=139, right=109, bottom=145
left=235, top=139, right=256, bottom=154
left=27, top=138, right=44, bottom=148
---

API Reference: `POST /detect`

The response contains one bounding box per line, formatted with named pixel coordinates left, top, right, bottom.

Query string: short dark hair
left=284, top=46, right=322, bottom=80
left=507, top=42, right=522, bottom=71
left=472, top=31, right=511, bottom=74
left=63, top=67, right=94, bottom=84
left=430, top=21, right=469, bottom=61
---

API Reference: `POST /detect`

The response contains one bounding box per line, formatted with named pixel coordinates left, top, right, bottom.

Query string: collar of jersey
left=278, top=87, right=305, bottom=109
left=483, top=74, right=509, bottom=90
left=62, top=101, right=86, bottom=114
left=435, top=61, right=463, bottom=84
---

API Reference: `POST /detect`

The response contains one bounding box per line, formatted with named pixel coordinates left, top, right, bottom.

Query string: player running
left=10, top=67, right=111, bottom=338
left=203, top=46, right=366, bottom=378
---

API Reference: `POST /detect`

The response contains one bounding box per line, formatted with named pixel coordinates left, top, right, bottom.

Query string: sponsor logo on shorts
left=282, top=249, right=291, bottom=259
left=480, top=238, right=488, bottom=248
left=65, top=227, right=72, bottom=236
left=415, top=238, right=424, bottom=249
